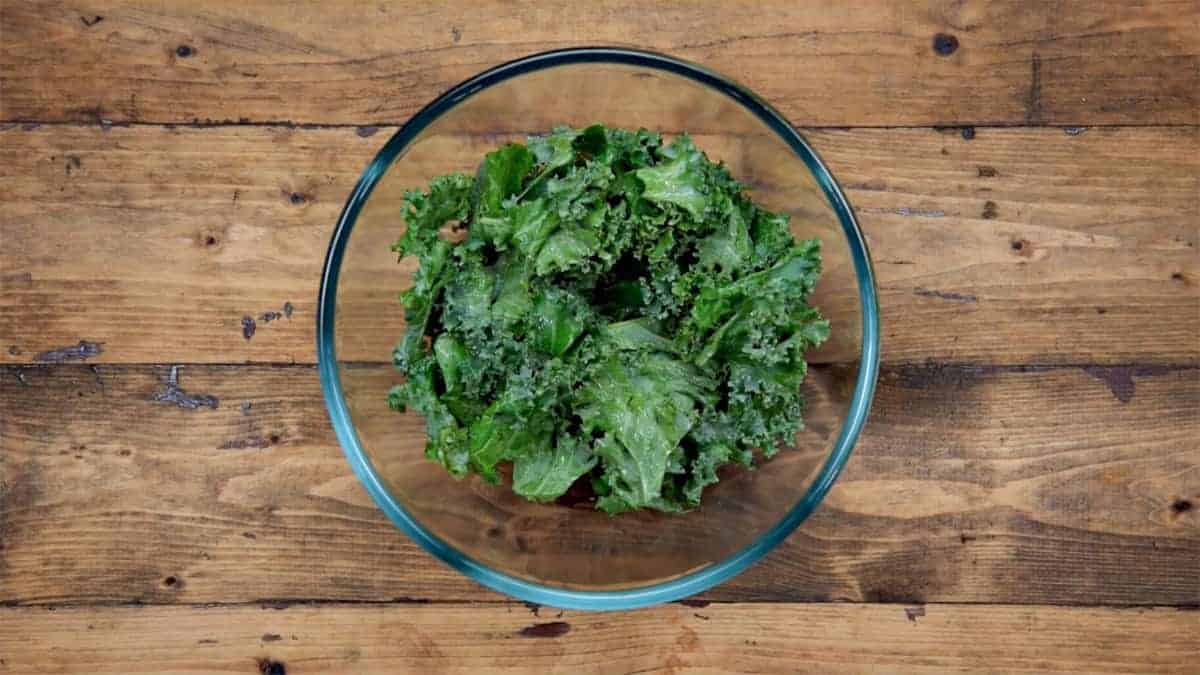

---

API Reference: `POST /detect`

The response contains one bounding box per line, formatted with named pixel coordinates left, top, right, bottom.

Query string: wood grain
left=2, top=363, right=1195, bottom=606
left=2, top=1, right=1198, bottom=126
left=1, top=602, right=1197, bottom=674
left=2, top=124, right=1196, bottom=366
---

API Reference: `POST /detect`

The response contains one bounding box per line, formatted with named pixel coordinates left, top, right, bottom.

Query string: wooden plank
left=2, top=124, right=1196, bottom=366
left=2, top=1, right=1197, bottom=127
left=1, top=602, right=1197, bottom=674
left=2, top=363, right=1195, bottom=606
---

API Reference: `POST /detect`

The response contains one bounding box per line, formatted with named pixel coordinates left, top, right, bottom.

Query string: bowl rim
left=317, top=46, right=880, bottom=610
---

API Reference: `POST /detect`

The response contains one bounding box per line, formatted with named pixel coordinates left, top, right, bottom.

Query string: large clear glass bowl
left=318, top=48, right=879, bottom=609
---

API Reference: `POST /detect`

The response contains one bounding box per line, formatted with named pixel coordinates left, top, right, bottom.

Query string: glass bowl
left=318, top=48, right=879, bottom=610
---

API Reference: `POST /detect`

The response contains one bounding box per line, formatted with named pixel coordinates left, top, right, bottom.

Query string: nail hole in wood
left=932, top=33, right=959, bottom=56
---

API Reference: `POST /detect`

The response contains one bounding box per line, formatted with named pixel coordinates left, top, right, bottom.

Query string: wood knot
left=932, top=33, right=959, bottom=56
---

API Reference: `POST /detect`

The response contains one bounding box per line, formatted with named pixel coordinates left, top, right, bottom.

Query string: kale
left=388, top=125, right=828, bottom=514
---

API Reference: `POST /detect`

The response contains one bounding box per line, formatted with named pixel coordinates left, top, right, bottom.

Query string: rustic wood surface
left=2, top=1, right=1198, bottom=126
left=2, top=363, right=1197, bottom=606
left=1, top=1, right=1198, bottom=673
left=2, top=124, right=1196, bottom=366
left=2, top=603, right=1198, bottom=674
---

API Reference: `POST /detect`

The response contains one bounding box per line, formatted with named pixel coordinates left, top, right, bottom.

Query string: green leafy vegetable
left=389, top=125, right=828, bottom=514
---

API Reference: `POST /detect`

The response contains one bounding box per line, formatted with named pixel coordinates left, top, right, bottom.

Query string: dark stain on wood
left=892, top=362, right=1072, bottom=390
left=905, top=606, right=926, bottom=622
left=79, top=15, right=103, bottom=27
left=355, top=126, right=379, bottom=137
left=88, top=365, right=104, bottom=389
left=34, top=340, right=102, bottom=362
left=518, top=621, right=571, bottom=638
left=862, top=206, right=946, bottom=218
left=151, top=365, right=219, bottom=409
left=1011, top=238, right=1031, bottom=255
left=1082, top=365, right=1136, bottom=403
left=914, top=287, right=978, bottom=303
left=1026, top=52, right=1043, bottom=124
left=256, top=303, right=294, bottom=325
left=896, top=362, right=1194, bottom=396
left=257, top=659, right=286, bottom=675
left=1064, top=126, right=1088, bottom=136
left=894, top=362, right=989, bottom=390
left=932, top=33, right=959, bottom=56
left=217, top=436, right=272, bottom=450
left=450, top=26, right=462, bottom=43
left=197, top=638, right=218, bottom=645
left=843, top=179, right=888, bottom=192
left=982, top=200, right=998, bottom=219
left=678, top=598, right=711, bottom=608
left=960, top=127, right=975, bottom=140
left=898, top=207, right=944, bottom=217
left=523, top=601, right=541, bottom=616
left=261, top=633, right=282, bottom=642
left=977, top=165, right=997, bottom=177
left=64, top=155, right=81, bottom=175
left=694, top=613, right=710, bottom=620
left=242, top=316, right=256, bottom=341
left=1170, top=499, right=1192, bottom=515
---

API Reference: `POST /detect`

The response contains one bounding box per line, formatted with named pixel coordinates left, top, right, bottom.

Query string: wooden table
left=2, top=2, right=1197, bottom=672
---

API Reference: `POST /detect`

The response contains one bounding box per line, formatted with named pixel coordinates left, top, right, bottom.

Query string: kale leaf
left=389, top=126, right=827, bottom=513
